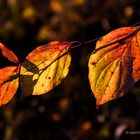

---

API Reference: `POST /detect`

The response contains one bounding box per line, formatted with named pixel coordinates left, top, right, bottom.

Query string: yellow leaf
left=20, top=41, right=71, bottom=97
left=88, top=26, right=140, bottom=107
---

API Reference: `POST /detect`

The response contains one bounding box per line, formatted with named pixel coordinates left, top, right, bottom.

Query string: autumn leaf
left=20, top=41, right=71, bottom=97
left=0, top=43, right=19, bottom=63
left=0, top=66, right=19, bottom=106
left=88, top=26, right=140, bottom=107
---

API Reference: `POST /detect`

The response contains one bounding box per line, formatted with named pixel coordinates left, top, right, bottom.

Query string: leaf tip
left=0, top=42, right=19, bottom=63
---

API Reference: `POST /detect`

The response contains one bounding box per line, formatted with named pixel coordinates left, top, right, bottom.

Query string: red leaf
left=0, top=43, right=19, bottom=63
left=0, top=66, right=19, bottom=106
left=88, top=26, right=140, bottom=107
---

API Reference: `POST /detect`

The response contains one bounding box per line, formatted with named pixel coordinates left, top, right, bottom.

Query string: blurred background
left=0, top=0, right=140, bottom=140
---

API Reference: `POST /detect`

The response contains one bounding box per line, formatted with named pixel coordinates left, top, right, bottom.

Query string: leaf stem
left=70, top=25, right=140, bottom=52
left=131, top=21, right=140, bottom=26
left=70, top=38, right=99, bottom=49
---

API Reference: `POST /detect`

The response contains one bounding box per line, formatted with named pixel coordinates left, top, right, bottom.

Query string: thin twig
left=70, top=38, right=99, bottom=49
left=131, top=21, right=140, bottom=26
left=93, top=26, right=140, bottom=54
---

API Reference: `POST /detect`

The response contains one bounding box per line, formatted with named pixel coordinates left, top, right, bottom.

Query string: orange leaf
left=20, top=41, right=71, bottom=97
left=88, top=26, right=140, bottom=107
left=0, top=66, right=19, bottom=106
left=0, top=43, right=19, bottom=63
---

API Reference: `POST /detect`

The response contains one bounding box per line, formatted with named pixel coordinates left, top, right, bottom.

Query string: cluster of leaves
left=0, top=41, right=71, bottom=106
left=0, top=25, right=140, bottom=108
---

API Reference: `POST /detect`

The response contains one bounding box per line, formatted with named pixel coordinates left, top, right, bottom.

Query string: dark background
left=0, top=0, right=140, bottom=140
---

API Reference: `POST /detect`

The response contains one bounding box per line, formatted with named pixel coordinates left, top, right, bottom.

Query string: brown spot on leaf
left=132, top=56, right=135, bottom=60
left=91, top=62, right=96, bottom=66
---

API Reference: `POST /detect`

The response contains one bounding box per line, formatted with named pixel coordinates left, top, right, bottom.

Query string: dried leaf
left=0, top=66, right=19, bottom=106
left=88, top=26, right=140, bottom=107
left=20, top=41, right=71, bottom=96
left=0, top=43, right=19, bottom=63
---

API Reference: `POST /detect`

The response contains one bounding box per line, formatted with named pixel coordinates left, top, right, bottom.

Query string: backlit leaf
left=88, top=26, right=140, bottom=107
left=0, top=43, right=19, bottom=63
left=20, top=41, right=71, bottom=97
left=0, top=66, right=19, bottom=106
